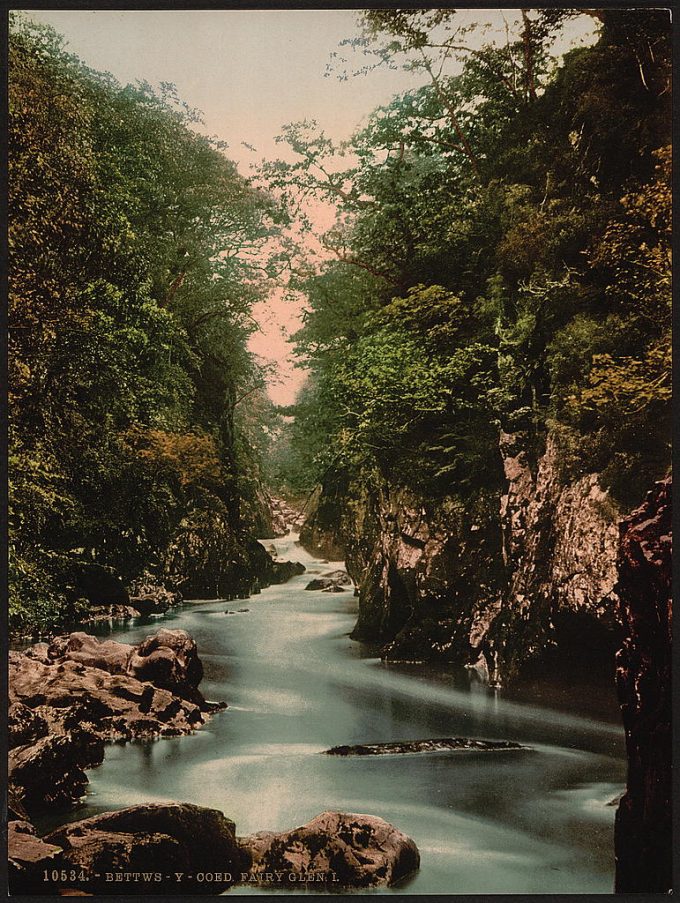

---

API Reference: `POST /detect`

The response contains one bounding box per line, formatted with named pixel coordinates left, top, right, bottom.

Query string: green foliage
left=270, top=8, right=671, bottom=509
left=9, top=15, right=280, bottom=632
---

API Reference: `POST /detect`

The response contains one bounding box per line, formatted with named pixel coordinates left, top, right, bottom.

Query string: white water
left=67, top=531, right=626, bottom=894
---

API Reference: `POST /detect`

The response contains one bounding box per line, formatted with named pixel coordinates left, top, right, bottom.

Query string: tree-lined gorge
left=7, top=8, right=673, bottom=896
left=10, top=7, right=671, bottom=653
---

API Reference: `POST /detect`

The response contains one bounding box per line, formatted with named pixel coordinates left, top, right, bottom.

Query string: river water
left=71, top=531, right=626, bottom=894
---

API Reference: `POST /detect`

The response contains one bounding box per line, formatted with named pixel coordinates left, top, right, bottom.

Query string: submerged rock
left=614, top=477, right=672, bottom=894
left=239, top=811, right=419, bottom=887
left=323, top=737, right=525, bottom=756
left=43, top=803, right=247, bottom=895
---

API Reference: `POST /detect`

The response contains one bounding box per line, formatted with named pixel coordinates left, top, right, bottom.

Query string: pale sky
left=23, top=9, right=598, bottom=405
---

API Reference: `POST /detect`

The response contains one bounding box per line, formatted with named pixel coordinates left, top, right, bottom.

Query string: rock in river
left=239, top=811, right=420, bottom=887
left=41, top=803, right=247, bottom=895
left=323, top=737, right=525, bottom=756
left=128, top=581, right=182, bottom=617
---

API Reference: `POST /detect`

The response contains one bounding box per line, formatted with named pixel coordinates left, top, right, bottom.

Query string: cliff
left=303, top=430, right=623, bottom=686
left=299, top=485, right=346, bottom=561
left=483, top=431, right=621, bottom=683
left=614, top=477, right=672, bottom=894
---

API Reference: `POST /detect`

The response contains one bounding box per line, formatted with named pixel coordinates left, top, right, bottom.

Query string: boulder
left=44, top=803, right=248, bottom=895
left=47, top=632, right=132, bottom=674
left=8, top=820, right=64, bottom=894
left=270, top=560, right=306, bottom=584
left=9, top=731, right=105, bottom=813
left=239, top=811, right=419, bottom=887
left=40, top=628, right=204, bottom=703
left=305, top=570, right=352, bottom=592
left=127, top=629, right=204, bottom=703
left=8, top=630, right=216, bottom=814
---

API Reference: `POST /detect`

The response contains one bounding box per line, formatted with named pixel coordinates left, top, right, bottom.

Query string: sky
left=24, top=9, right=598, bottom=405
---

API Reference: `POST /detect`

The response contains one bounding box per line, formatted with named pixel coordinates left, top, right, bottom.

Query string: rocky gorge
left=7, top=479, right=672, bottom=895
left=302, top=430, right=624, bottom=687
left=300, top=459, right=672, bottom=893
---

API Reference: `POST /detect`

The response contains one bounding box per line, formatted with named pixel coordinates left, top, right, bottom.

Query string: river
left=64, top=531, right=627, bottom=894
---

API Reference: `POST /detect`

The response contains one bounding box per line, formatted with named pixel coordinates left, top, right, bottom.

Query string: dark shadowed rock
left=271, top=560, right=306, bottom=584
left=239, top=811, right=419, bottom=887
left=69, top=562, right=130, bottom=606
left=8, top=820, right=64, bottom=894
left=128, top=628, right=204, bottom=703
left=45, top=803, right=248, bottom=895
left=322, top=585, right=346, bottom=593
left=8, top=702, right=49, bottom=749
left=323, top=737, right=525, bottom=756
left=299, top=485, right=346, bottom=560
left=129, top=580, right=182, bottom=617
left=305, top=570, right=351, bottom=591
left=614, top=477, right=672, bottom=894
left=9, top=731, right=105, bottom=813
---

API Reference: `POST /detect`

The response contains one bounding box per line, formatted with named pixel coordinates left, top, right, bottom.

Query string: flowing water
left=64, top=531, right=626, bottom=894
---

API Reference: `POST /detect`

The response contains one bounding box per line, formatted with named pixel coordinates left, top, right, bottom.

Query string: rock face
left=239, top=811, right=419, bottom=888
left=482, top=432, right=621, bottom=683
left=8, top=629, right=217, bottom=815
left=614, top=477, right=672, bottom=894
left=299, top=485, right=346, bottom=560
left=310, top=430, right=623, bottom=686
left=163, top=507, right=272, bottom=598
left=39, top=804, right=247, bottom=895
left=344, top=481, right=506, bottom=670
left=269, top=496, right=300, bottom=537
